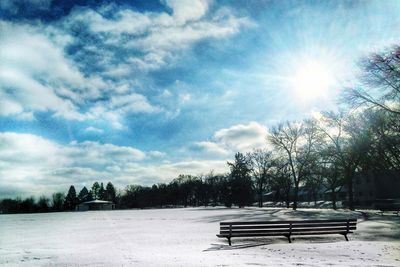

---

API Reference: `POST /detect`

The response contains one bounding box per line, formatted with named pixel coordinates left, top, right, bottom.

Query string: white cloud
left=0, top=132, right=229, bottom=197
left=192, top=141, right=230, bottom=157
left=0, top=22, right=92, bottom=120
left=63, top=1, right=252, bottom=70
left=0, top=132, right=65, bottom=167
left=0, top=25, right=84, bottom=87
left=66, top=141, right=146, bottom=165
left=0, top=2, right=251, bottom=127
left=84, top=127, right=104, bottom=134
left=214, top=122, right=269, bottom=152
left=179, top=93, right=191, bottom=104
left=0, top=21, right=160, bottom=127
left=164, top=0, right=210, bottom=24
left=86, top=93, right=161, bottom=130
left=0, top=133, right=148, bottom=196
left=109, top=93, right=160, bottom=114
left=119, top=159, right=228, bottom=185
left=148, top=151, right=167, bottom=158
left=0, top=68, right=85, bottom=120
left=76, top=7, right=152, bottom=35
left=188, top=122, right=269, bottom=157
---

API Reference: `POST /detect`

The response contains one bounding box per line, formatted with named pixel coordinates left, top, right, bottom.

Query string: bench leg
left=285, top=235, right=291, bottom=243
left=343, top=234, right=349, bottom=241
left=227, top=237, right=231, bottom=246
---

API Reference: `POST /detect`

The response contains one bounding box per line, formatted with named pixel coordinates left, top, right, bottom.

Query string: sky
left=1, top=0, right=400, bottom=198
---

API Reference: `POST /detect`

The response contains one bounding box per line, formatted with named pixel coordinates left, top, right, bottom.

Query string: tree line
left=1, top=46, right=399, bottom=214
left=0, top=182, right=116, bottom=214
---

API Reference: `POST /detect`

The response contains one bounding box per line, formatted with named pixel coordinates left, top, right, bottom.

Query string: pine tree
left=99, top=182, right=107, bottom=200
left=91, top=182, right=100, bottom=200
left=78, top=186, right=90, bottom=202
left=228, top=152, right=254, bottom=208
left=65, top=185, right=79, bottom=210
left=106, top=182, right=116, bottom=203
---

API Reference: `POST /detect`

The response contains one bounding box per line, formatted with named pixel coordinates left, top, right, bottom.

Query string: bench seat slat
left=291, top=222, right=356, bottom=228
left=217, top=231, right=353, bottom=238
left=220, top=219, right=356, bottom=225
left=221, top=225, right=289, bottom=230
left=220, top=222, right=356, bottom=230
left=220, top=227, right=356, bottom=235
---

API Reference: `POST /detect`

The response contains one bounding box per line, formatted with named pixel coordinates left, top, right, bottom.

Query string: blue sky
left=1, top=0, right=400, bottom=197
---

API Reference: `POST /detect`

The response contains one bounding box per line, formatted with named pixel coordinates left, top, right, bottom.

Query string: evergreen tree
left=65, top=185, right=79, bottom=210
left=78, top=186, right=90, bottom=202
left=228, top=152, right=254, bottom=208
left=99, top=182, right=106, bottom=200
left=106, top=182, right=116, bottom=203
left=91, top=182, right=100, bottom=200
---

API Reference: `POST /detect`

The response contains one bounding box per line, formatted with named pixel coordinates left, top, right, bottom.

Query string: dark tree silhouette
left=345, top=46, right=400, bottom=115
left=228, top=152, right=254, bottom=208
left=99, top=182, right=107, bottom=200
left=37, top=195, right=50, bottom=212
left=248, top=149, right=273, bottom=207
left=51, top=192, right=65, bottom=211
left=106, top=182, right=117, bottom=203
left=64, top=185, right=79, bottom=210
left=270, top=159, right=292, bottom=208
left=20, top=197, right=36, bottom=213
left=78, top=186, right=91, bottom=202
left=91, top=182, right=100, bottom=200
left=269, top=120, right=319, bottom=210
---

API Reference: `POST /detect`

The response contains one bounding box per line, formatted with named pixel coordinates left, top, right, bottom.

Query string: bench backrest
left=220, top=219, right=357, bottom=236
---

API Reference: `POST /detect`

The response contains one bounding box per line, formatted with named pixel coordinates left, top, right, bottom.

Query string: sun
left=290, top=60, right=335, bottom=101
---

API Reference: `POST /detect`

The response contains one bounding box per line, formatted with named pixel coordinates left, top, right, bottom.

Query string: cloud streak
left=0, top=132, right=228, bottom=197
left=0, top=1, right=251, bottom=130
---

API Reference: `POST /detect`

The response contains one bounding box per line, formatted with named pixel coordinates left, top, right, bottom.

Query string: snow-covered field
left=1, top=207, right=399, bottom=266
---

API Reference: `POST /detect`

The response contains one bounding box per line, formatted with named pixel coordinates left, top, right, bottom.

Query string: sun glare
left=291, top=60, right=335, bottom=101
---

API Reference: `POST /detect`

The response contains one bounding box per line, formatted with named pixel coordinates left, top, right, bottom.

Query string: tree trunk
left=313, top=190, right=317, bottom=206
left=293, top=181, right=299, bottom=210
left=285, top=197, right=290, bottom=209
left=258, top=185, right=263, bottom=208
left=345, top=168, right=355, bottom=211
left=347, top=176, right=354, bottom=210
left=285, top=189, right=290, bottom=208
left=331, top=188, right=337, bottom=210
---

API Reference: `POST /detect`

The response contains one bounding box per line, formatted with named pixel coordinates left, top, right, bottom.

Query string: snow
left=0, top=207, right=399, bottom=266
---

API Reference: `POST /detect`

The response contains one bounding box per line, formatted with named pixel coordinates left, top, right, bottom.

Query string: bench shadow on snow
left=197, top=207, right=363, bottom=224
left=204, top=236, right=346, bottom=251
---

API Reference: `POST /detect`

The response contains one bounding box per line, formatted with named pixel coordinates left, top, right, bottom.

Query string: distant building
left=354, top=170, right=400, bottom=206
left=76, top=200, right=115, bottom=211
left=323, top=186, right=347, bottom=202
left=295, top=186, right=347, bottom=203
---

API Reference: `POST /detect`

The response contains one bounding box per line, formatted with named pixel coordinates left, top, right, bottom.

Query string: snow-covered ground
left=1, top=207, right=399, bottom=266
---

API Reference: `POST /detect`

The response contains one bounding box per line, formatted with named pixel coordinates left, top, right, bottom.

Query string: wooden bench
left=217, top=219, right=357, bottom=246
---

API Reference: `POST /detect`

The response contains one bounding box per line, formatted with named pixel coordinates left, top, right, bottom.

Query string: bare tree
left=248, top=149, right=274, bottom=207
left=345, top=46, right=400, bottom=115
left=317, top=111, right=371, bottom=210
left=361, top=110, right=400, bottom=170
left=268, top=120, right=319, bottom=210
left=270, top=158, right=292, bottom=208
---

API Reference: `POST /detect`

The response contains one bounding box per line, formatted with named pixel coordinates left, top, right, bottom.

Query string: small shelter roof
left=81, top=199, right=113, bottom=204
